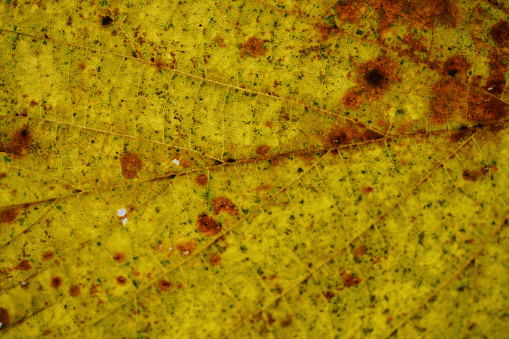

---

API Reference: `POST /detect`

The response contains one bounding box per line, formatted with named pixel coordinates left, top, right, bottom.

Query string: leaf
left=0, top=0, right=508, bottom=338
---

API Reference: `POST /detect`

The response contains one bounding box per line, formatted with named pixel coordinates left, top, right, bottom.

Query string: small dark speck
left=102, top=16, right=113, bottom=26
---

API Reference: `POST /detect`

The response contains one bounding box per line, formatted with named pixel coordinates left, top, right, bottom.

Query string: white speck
left=169, top=247, right=173, bottom=251
left=122, top=217, right=128, bottom=226
left=117, top=208, right=127, bottom=217
left=182, top=251, right=189, bottom=256
left=0, top=322, right=3, bottom=328
left=172, top=159, right=180, bottom=166
left=21, top=281, right=26, bottom=286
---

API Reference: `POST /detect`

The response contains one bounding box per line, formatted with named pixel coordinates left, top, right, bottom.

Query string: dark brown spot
left=0, top=125, right=33, bottom=157
left=176, top=238, right=198, bottom=256
left=29, top=100, right=38, bottom=107
left=51, top=276, right=62, bottom=288
left=158, top=279, right=173, bottom=291
left=42, top=329, right=52, bottom=336
left=239, top=37, right=266, bottom=58
left=120, top=152, right=143, bottom=179
left=341, top=272, right=361, bottom=287
left=327, top=125, right=383, bottom=147
left=490, top=20, right=509, bottom=48
left=0, top=208, right=19, bottom=224
left=69, top=285, right=80, bottom=297
left=15, top=259, right=32, bottom=271
left=101, top=15, right=113, bottom=26
left=256, top=145, right=270, bottom=156
left=196, top=173, right=208, bottom=186
left=116, top=276, right=127, bottom=285
left=322, top=291, right=335, bottom=300
left=462, top=169, right=479, bottom=181
left=0, top=172, right=6, bottom=179
left=0, top=307, right=9, bottom=328
left=197, top=213, right=222, bottom=237
left=42, top=251, right=54, bottom=260
left=112, top=252, right=126, bottom=262
left=353, top=245, right=368, bottom=258
left=467, top=91, right=508, bottom=124
left=280, top=316, right=293, bottom=328
left=209, top=253, right=221, bottom=266
left=365, top=68, right=385, bottom=88
left=449, top=128, right=475, bottom=143
left=212, top=197, right=239, bottom=215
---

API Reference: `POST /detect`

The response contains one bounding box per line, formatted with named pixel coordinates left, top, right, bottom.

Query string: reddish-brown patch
left=0, top=125, right=33, bottom=157
left=176, top=238, right=198, bottom=256
left=157, top=279, right=173, bottom=291
left=116, top=275, right=127, bottom=285
left=430, top=56, right=471, bottom=125
left=361, top=187, right=373, bottom=195
left=151, top=57, right=169, bottom=72
left=341, top=272, right=361, bottom=287
left=120, top=152, right=143, bottom=179
left=449, top=128, right=475, bottom=143
left=467, top=90, right=508, bottom=124
left=29, top=100, right=38, bottom=107
left=42, top=330, right=52, bottom=336
left=215, top=35, right=226, bottom=48
left=51, top=276, right=62, bottom=288
left=315, top=23, right=338, bottom=40
left=256, top=144, right=271, bottom=156
left=42, top=251, right=54, bottom=260
left=15, top=259, right=32, bottom=271
left=490, top=20, right=509, bottom=48
left=0, top=172, right=6, bottom=179
left=462, top=166, right=494, bottom=182
left=209, top=253, right=221, bottom=266
left=78, top=62, right=86, bottom=71
left=342, top=56, right=399, bottom=109
left=0, top=208, right=19, bottom=224
left=353, top=245, right=368, bottom=258
left=280, top=316, right=293, bottom=328
left=112, top=252, right=126, bottom=262
left=322, top=291, right=335, bottom=300
left=212, top=197, right=239, bottom=215
left=239, top=37, right=266, bottom=58
left=69, top=284, right=80, bottom=297
left=196, top=173, right=208, bottom=186
left=197, top=213, right=222, bottom=237
left=327, top=124, right=383, bottom=147
left=0, top=307, right=9, bottom=328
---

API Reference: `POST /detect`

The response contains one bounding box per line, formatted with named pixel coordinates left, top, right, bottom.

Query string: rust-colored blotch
left=196, top=173, right=208, bottom=186
left=212, top=197, right=239, bottom=215
left=42, top=251, right=54, bottom=261
left=353, top=245, right=368, bottom=258
left=1, top=208, right=19, bottom=224
left=0, top=307, right=9, bottom=328
left=490, top=20, right=509, bottom=48
left=197, top=213, right=222, bottom=237
left=341, top=273, right=361, bottom=287
left=51, top=276, right=62, bottom=288
left=239, top=37, right=266, bottom=58
left=158, top=279, right=173, bottom=291
left=209, top=253, right=221, bottom=266
left=69, top=285, right=80, bottom=297
left=116, top=276, right=127, bottom=285
left=112, top=252, right=126, bottom=262
left=0, top=125, right=32, bottom=157
left=323, top=291, right=335, bottom=301
left=120, top=152, right=143, bottom=179
left=15, top=259, right=32, bottom=271
left=256, top=145, right=270, bottom=156
left=177, top=238, right=198, bottom=256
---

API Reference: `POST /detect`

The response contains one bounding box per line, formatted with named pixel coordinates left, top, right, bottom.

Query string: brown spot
left=0, top=307, right=9, bottom=328
left=467, top=90, right=508, bottom=124
left=79, top=62, right=86, bottom=71
left=0, top=172, right=6, bottom=179
left=341, top=272, right=361, bottom=287
left=490, top=20, right=509, bottom=48
left=327, top=124, right=383, bottom=147
left=0, top=125, right=33, bottom=157
left=51, top=276, right=62, bottom=288
left=212, top=197, right=239, bottom=215
left=353, top=245, right=368, bottom=258
left=280, top=316, right=293, bottom=328
left=15, top=259, right=32, bottom=271
left=209, top=253, right=221, bottom=266
left=315, top=22, right=338, bottom=40
left=483, top=53, right=507, bottom=96
left=462, top=167, right=493, bottom=182
left=157, top=279, right=173, bottom=291
left=450, top=127, right=475, bottom=143
left=120, top=152, right=143, bottom=179
left=42, top=330, right=52, bottom=336
left=152, top=58, right=169, bottom=72
left=112, top=252, right=126, bottom=262
left=256, top=145, right=270, bottom=156
left=196, top=173, right=208, bottom=186
left=0, top=208, right=19, bottom=224
left=29, top=100, right=38, bottom=107
left=176, top=238, right=198, bottom=256
left=197, top=213, right=222, bottom=237
left=239, top=37, right=266, bottom=58
left=215, top=35, right=226, bottom=48
left=42, top=251, right=54, bottom=260
left=69, top=285, right=80, bottom=297
left=116, top=276, right=127, bottom=285
left=361, top=187, right=373, bottom=195
left=322, top=291, right=335, bottom=300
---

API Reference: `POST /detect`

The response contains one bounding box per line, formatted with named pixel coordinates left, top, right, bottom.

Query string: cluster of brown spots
left=42, top=251, right=54, bottom=260
left=361, top=187, right=374, bottom=195
left=116, top=276, right=127, bottom=285
left=176, top=238, right=198, bottom=256
left=195, top=173, right=208, bottom=186
left=69, top=285, right=80, bottom=297
left=467, top=90, right=508, bottom=124
left=341, top=272, right=361, bottom=287
left=51, top=276, right=62, bottom=288
left=150, top=57, right=169, bottom=72
left=112, top=252, right=126, bottom=262
left=215, top=35, right=226, bottom=48
left=239, top=37, right=266, bottom=58
left=256, top=145, right=270, bottom=156
left=157, top=279, right=173, bottom=291
left=462, top=166, right=496, bottom=182
left=120, top=152, right=143, bottom=179
left=342, top=56, right=399, bottom=110
left=209, top=253, right=221, bottom=266
left=197, top=213, right=222, bottom=237
left=490, top=20, right=509, bottom=49
left=212, top=197, right=239, bottom=215
left=322, top=290, right=335, bottom=300
left=429, top=56, right=471, bottom=125
left=0, top=208, right=19, bottom=224
left=353, top=244, right=368, bottom=258
left=0, top=125, right=33, bottom=157
left=15, top=259, right=32, bottom=271
left=327, top=124, right=383, bottom=147
left=0, top=307, right=9, bottom=328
